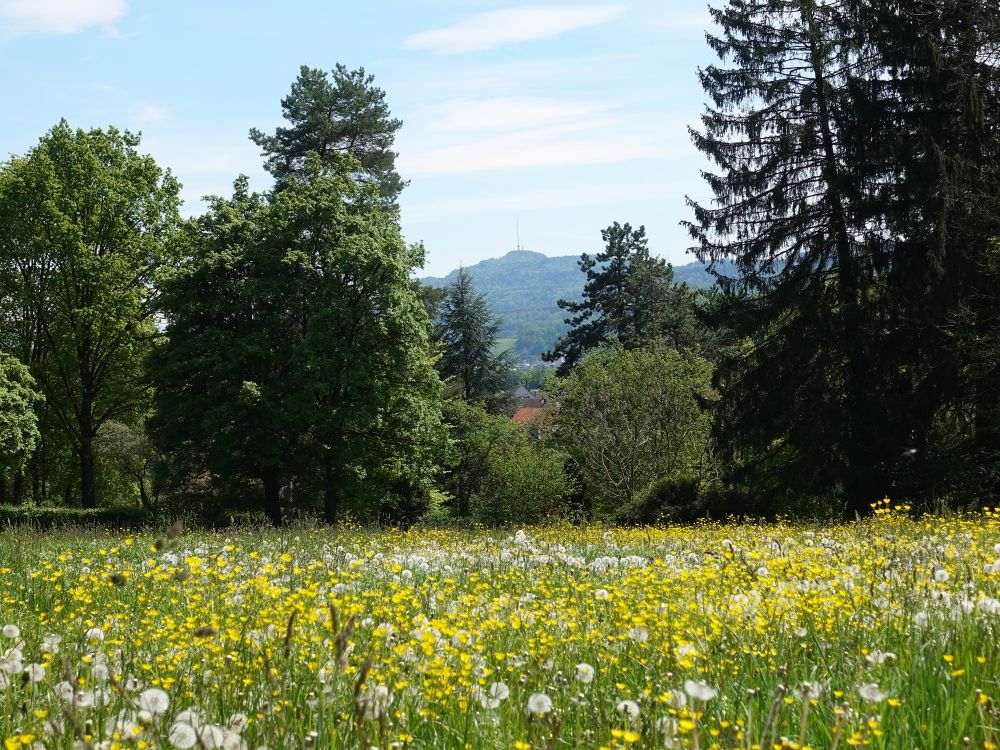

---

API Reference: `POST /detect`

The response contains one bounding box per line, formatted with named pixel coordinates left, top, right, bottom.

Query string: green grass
left=0, top=508, right=997, bottom=748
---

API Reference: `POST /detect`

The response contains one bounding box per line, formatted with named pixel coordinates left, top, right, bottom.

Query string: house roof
left=512, top=406, right=544, bottom=423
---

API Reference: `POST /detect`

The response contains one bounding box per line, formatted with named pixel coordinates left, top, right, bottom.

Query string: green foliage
left=545, top=224, right=712, bottom=373
left=0, top=504, right=150, bottom=529
left=441, top=400, right=573, bottom=524
left=0, top=351, right=40, bottom=479
left=508, top=367, right=556, bottom=390
left=149, top=158, right=447, bottom=526
left=96, top=419, right=165, bottom=512
left=435, top=268, right=514, bottom=413
left=549, top=344, right=716, bottom=521
left=0, top=121, right=181, bottom=508
left=687, top=0, right=1000, bottom=515
left=250, top=64, right=406, bottom=207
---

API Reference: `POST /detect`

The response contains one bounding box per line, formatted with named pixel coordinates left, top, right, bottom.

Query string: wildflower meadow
left=1, top=504, right=999, bottom=749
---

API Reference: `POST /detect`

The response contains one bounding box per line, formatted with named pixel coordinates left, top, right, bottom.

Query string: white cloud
left=133, top=101, right=168, bottom=126
left=398, top=118, right=676, bottom=176
left=404, top=181, right=682, bottom=220
left=404, top=4, right=624, bottom=55
left=426, top=96, right=606, bottom=133
left=0, top=0, right=127, bottom=36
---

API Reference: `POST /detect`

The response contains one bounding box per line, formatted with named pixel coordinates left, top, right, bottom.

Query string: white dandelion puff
left=616, top=699, right=640, bottom=721
left=480, top=681, right=509, bottom=709
left=575, top=663, right=595, bottom=684
left=858, top=683, right=889, bottom=703
left=168, top=722, right=198, bottom=749
left=138, top=688, right=170, bottom=716
left=526, top=692, right=553, bottom=716
left=684, top=679, right=718, bottom=702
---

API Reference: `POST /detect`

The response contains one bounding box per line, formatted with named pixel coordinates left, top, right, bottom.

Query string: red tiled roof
left=512, top=406, right=544, bottom=423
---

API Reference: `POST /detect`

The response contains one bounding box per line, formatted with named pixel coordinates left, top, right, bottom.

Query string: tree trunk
left=262, top=467, right=282, bottom=527
left=323, top=464, right=341, bottom=525
left=805, top=4, right=877, bottom=515
left=10, top=471, right=24, bottom=505
left=138, top=477, right=152, bottom=512
left=79, top=439, right=97, bottom=509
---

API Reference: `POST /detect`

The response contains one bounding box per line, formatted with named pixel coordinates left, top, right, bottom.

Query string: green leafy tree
left=441, top=399, right=572, bottom=522
left=96, top=419, right=165, bottom=513
left=435, top=268, right=515, bottom=413
left=549, top=344, right=715, bottom=521
left=250, top=64, right=406, bottom=207
left=149, top=159, right=446, bottom=526
left=0, top=121, right=180, bottom=508
left=545, top=223, right=707, bottom=374
left=0, top=352, right=41, bottom=502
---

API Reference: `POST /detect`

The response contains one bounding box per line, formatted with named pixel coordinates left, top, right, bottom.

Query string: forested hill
left=422, top=250, right=720, bottom=361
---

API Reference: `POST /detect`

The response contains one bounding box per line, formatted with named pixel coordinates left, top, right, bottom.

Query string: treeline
left=2, top=0, right=999, bottom=525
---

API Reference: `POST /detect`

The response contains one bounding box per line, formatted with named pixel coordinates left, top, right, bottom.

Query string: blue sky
left=0, top=1, right=716, bottom=276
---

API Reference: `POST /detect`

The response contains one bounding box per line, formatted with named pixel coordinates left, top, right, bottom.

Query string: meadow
left=0, top=502, right=998, bottom=749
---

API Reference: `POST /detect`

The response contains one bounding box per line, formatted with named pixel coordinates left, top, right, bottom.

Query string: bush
left=0, top=505, right=151, bottom=529
left=441, top=400, right=574, bottom=525
left=548, top=344, right=717, bottom=522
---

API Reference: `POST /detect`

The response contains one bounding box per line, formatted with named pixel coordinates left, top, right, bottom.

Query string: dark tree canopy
left=435, top=268, right=514, bottom=413
left=250, top=64, right=406, bottom=208
left=687, top=0, right=1000, bottom=514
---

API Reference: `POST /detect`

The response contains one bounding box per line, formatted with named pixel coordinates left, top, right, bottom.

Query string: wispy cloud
left=0, top=0, right=127, bottom=36
left=399, top=118, right=676, bottom=176
left=399, top=93, right=686, bottom=176
left=425, top=96, right=606, bottom=133
left=405, top=181, right=683, bottom=220
left=404, top=4, right=624, bottom=55
left=133, top=100, right=168, bottom=126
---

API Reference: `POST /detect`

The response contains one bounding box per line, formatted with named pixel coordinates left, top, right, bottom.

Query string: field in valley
left=0, top=503, right=999, bottom=749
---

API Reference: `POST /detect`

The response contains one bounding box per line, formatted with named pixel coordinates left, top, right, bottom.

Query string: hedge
left=0, top=505, right=151, bottom=529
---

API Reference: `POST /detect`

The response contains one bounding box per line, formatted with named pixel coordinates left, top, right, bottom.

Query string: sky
left=0, top=0, right=717, bottom=277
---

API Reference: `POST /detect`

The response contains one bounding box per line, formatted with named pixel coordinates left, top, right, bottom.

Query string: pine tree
left=545, top=223, right=705, bottom=374
left=250, top=64, right=406, bottom=208
left=435, top=268, right=514, bottom=413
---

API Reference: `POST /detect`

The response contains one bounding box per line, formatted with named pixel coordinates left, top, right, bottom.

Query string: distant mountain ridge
left=423, top=250, right=722, bottom=361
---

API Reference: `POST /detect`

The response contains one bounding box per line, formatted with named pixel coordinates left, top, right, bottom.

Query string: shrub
left=441, top=400, right=574, bottom=525
left=0, top=505, right=150, bottom=529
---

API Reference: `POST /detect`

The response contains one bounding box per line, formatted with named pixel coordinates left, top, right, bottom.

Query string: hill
left=422, top=250, right=720, bottom=361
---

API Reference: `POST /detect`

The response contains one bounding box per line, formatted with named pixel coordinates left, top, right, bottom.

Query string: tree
left=96, top=419, right=165, bottom=513
left=687, top=0, right=1000, bottom=513
left=0, top=352, right=40, bottom=503
left=549, top=344, right=715, bottom=521
left=149, top=158, right=446, bottom=526
left=545, top=223, right=706, bottom=374
left=250, top=64, right=406, bottom=207
left=441, top=399, right=572, bottom=522
left=0, top=122, right=180, bottom=508
left=435, top=268, right=515, bottom=413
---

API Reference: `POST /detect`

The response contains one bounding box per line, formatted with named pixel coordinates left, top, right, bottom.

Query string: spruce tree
left=435, top=268, right=514, bottom=413
left=688, top=0, right=1000, bottom=513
